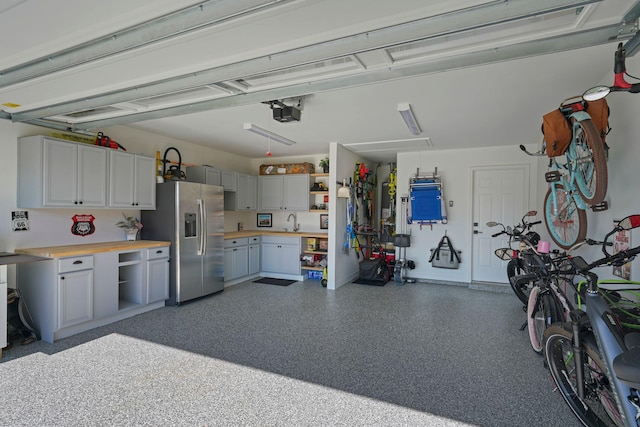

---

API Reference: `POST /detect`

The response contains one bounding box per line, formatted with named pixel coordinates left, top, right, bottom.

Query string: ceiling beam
left=0, top=0, right=294, bottom=88
left=621, top=1, right=640, bottom=55
left=33, top=24, right=627, bottom=132
left=10, top=0, right=601, bottom=123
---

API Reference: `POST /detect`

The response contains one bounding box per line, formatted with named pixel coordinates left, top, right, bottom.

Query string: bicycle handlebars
left=586, top=245, right=640, bottom=271
left=584, top=42, right=640, bottom=101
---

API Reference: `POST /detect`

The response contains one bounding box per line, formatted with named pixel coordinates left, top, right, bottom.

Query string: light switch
left=449, top=200, right=454, bottom=207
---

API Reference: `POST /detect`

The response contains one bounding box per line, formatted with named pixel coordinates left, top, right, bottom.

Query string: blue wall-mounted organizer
left=408, top=168, right=448, bottom=227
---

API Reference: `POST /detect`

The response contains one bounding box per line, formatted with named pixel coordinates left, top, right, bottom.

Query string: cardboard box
left=260, top=162, right=315, bottom=175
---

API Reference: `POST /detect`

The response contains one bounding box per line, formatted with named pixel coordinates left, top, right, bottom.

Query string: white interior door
left=472, top=166, right=528, bottom=283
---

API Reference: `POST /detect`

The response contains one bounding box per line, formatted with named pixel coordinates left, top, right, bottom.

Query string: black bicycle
left=488, top=210, right=543, bottom=305
left=544, top=215, right=640, bottom=426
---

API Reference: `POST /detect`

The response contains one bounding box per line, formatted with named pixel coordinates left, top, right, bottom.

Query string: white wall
left=248, top=154, right=330, bottom=234
left=326, top=143, right=369, bottom=289
left=397, top=145, right=540, bottom=283
left=393, top=76, right=640, bottom=285
left=562, top=58, right=640, bottom=282
left=0, top=122, right=263, bottom=250
left=5, top=72, right=640, bottom=290
left=0, top=121, right=280, bottom=286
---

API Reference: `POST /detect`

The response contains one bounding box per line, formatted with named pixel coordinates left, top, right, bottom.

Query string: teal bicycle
left=520, top=97, right=608, bottom=250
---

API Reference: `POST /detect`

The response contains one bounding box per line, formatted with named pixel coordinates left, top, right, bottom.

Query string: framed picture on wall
left=257, top=213, right=272, bottom=227
left=320, top=213, right=329, bottom=230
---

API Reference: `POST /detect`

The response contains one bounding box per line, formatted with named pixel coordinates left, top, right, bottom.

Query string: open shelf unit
left=300, top=236, right=328, bottom=272
left=310, top=173, right=329, bottom=212
left=118, top=251, right=142, bottom=311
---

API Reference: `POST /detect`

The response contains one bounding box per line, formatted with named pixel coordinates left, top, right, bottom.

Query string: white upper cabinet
left=18, top=136, right=107, bottom=208
left=108, top=151, right=156, bottom=209
left=222, top=170, right=237, bottom=192
left=186, top=165, right=221, bottom=186
left=258, top=174, right=310, bottom=211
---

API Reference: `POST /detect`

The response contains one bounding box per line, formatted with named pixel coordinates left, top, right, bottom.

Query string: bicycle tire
left=507, top=258, right=531, bottom=305
left=571, top=118, right=608, bottom=205
left=543, top=325, right=623, bottom=427
left=544, top=184, right=587, bottom=250
left=527, top=289, right=563, bottom=353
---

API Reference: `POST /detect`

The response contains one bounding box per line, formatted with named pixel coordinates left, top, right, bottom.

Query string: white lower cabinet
left=146, top=247, right=170, bottom=304
left=16, top=243, right=169, bottom=343
left=224, top=238, right=249, bottom=282
left=248, top=236, right=260, bottom=275
left=58, top=267, right=94, bottom=329
left=224, top=236, right=261, bottom=283
left=261, top=236, right=300, bottom=275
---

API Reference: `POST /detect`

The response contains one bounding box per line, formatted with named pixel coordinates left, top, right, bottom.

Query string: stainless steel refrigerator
left=141, top=181, right=224, bottom=305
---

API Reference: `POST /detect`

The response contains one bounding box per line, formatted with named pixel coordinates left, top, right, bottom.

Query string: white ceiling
left=1, top=0, right=639, bottom=163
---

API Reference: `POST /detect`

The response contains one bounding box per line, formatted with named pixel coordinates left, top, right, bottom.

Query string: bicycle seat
left=613, top=347, right=640, bottom=389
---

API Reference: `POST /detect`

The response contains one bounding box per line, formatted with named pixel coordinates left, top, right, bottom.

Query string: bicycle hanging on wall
left=520, top=95, right=609, bottom=250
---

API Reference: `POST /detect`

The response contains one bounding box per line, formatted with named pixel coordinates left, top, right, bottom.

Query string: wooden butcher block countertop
left=15, top=240, right=170, bottom=258
left=224, top=230, right=328, bottom=239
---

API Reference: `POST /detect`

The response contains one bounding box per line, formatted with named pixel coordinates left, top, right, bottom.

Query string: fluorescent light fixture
left=397, top=103, right=422, bottom=135
left=243, top=123, right=296, bottom=146
left=343, top=137, right=432, bottom=153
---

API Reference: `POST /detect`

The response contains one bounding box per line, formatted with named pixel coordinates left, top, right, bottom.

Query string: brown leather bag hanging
left=584, top=98, right=610, bottom=143
left=542, top=109, right=572, bottom=157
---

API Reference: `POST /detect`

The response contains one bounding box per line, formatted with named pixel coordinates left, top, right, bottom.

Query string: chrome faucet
left=287, top=213, right=300, bottom=232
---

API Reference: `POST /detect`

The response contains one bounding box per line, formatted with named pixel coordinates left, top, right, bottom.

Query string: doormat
left=253, top=277, right=297, bottom=286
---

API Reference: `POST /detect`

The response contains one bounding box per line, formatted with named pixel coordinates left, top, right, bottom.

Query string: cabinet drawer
left=146, top=246, right=169, bottom=260
left=261, top=235, right=299, bottom=245
left=248, top=236, right=261, bottom=244
left=224, top=238, right=248, bottom=248
left=58, top=255, right=94, bottom=273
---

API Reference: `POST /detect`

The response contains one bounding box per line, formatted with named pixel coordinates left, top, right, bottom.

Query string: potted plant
left=319, top=157, right=329, bottom=173
left=116, top=213, right=143, bottom=241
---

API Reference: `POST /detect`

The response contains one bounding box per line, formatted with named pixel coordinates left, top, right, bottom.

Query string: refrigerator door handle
left=201, top=198, right=207, bottom=256
left=197, top=198, right=205, bottom=255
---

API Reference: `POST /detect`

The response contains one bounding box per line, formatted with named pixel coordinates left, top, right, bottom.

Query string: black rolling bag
left=357, top=257, right=390, bottom=286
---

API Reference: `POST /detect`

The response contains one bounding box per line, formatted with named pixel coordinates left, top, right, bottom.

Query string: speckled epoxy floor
left=0, top=280, right=581, bottom=426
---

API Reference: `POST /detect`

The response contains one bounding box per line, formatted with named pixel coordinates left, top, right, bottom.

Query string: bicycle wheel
left=571, top=118, right=608, bottom=205
left=507, top=259, right=531, bottom=305
left=527, top=287, right=563, bottom=353
left=544, top=325, right=623, bottom=427
left=544, top=184, right=587, bottom=250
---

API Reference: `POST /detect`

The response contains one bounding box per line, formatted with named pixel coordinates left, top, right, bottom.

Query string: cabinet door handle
left=60, top=276, right=65, bottom=280
left=73, top=260, right=83, bottom=265
left=156, top=250, right=162, bottom=253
